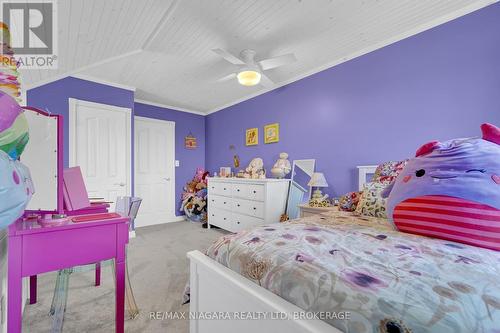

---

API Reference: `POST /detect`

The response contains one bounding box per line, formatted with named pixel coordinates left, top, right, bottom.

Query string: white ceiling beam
left=25, top=49, right=143, bottom=90
left=142, top=0, right=179, bottom=50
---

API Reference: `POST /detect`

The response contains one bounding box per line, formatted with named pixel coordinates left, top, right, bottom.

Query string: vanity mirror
left=285, top=159, right=315, bottom=219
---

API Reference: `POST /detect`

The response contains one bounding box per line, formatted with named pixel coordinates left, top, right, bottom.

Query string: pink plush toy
left=386, top=123, right=500, bottom=251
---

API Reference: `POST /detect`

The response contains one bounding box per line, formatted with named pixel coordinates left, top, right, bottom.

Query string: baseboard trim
left=135, top=216, right=186, bottom=229
left=171, top=216, right=187, bottom=222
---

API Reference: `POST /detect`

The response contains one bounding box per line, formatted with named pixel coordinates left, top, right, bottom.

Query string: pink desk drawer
left=22, top=224, right=118, bottom=276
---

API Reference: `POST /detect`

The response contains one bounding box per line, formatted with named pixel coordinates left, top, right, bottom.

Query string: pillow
left=386, top=123, right=500, bottom=251
left=355, top=182, right=389, bottom=218
left=338, top=191, right=362, bottom=212
left=372, top=160, right=408, bottom=184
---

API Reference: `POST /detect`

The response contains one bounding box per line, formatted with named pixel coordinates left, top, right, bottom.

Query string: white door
left=134, top=116, right=175, bottom=227
left=69, top=99, right=131, bottom=210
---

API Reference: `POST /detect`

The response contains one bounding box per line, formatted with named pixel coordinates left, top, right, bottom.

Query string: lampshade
left=308, top=172, right=328, bottom=187
left=237, top=70, right=261, bottom=86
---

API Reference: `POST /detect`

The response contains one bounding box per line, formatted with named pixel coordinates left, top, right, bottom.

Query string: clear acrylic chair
left=49, top=196, right=142, bottom=332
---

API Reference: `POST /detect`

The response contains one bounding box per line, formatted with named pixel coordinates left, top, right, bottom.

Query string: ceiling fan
left=212, top=48, right=297, bottom=87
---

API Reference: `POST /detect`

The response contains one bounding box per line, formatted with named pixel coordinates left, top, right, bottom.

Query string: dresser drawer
left=208, top=207, right=231, bottom=229
left=232, top=198, right=264, bottom=219
left=232, top=183, right=250, bottom=198
left=209, top=194, right=232, bottom=211
left=209, top=182, right=232, bottom=196
left=232, top=183, right=265, bottom=201
left=231, top=212, right=264, bottom=232
left=248, top=184, right=265, bottom=201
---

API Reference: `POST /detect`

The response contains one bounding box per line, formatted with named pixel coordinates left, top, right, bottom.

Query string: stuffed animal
left=384, top=123, right=500, bottom=251
left=180, top=167, right=209, bottom=223
left=244, top=157, right=266, bottom=179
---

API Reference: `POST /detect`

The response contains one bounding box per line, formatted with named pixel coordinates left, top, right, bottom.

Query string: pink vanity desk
left=7, top=211, right=129, bottom=333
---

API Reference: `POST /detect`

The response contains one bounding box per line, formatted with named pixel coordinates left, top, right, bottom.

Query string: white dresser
left=207, top=178, right=290, bottom=232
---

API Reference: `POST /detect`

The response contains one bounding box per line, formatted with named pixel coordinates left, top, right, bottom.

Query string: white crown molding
left=71, top=74, right=136, bottom=91
left=134, top=99, right=206, bottom=116
left=205, top=0, right=498, bottom=115
left=24, top=72, right=75, bottom=90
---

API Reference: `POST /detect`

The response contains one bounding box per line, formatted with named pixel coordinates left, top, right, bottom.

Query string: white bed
left=187, top=166, right=377, bottom=333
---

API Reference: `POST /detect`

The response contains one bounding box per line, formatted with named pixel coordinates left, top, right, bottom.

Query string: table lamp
left=308, top=172, right=329, bottom=201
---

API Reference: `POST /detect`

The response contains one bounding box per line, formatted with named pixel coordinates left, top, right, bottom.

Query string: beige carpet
left=22, top=221, right=226, bottom=333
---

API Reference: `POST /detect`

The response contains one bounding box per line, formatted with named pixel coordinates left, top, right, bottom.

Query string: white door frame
left=68, top=98, right=132, bottom=196
left=134, top=116, right=176, bottom=222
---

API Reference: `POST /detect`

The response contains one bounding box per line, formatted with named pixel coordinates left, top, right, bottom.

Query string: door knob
left=164, top=177, right=171, bottom=181
left=114, top=182, right=126, bottom=187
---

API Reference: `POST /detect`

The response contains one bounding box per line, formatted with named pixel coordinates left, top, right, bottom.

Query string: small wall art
left=264, top=123, right=279, bottom=144
left=245, top=128, right=258, bottom=146
left=185, top=133, right=197, bottom=149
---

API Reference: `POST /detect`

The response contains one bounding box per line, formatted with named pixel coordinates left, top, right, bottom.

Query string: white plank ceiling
left=20, top=0, right=497, bottom=114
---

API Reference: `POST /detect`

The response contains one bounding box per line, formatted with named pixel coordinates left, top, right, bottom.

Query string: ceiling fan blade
left=259, top=53, right=297, bottom=71
left=259, top=73, right=274, bottom=88
left=212, top=48, right=245, bottom=65
left=216, top=73, right=237, bottom=82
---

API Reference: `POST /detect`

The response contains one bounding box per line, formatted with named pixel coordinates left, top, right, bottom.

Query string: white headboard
left=357, top=165, right=378, bottom=191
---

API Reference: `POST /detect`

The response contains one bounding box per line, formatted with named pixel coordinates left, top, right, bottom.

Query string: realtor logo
left=1, top=0, right=57, bottom=68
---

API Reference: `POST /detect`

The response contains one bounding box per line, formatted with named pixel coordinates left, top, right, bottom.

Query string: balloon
left=0, top=111, right=29, bottom=159
left=0, top=90, right=22, bottom=132
left=0, top=150, right=32, bottom=229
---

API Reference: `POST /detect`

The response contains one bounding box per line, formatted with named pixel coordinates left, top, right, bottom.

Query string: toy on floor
left=180, top=167, right=209, bottom=223
left=385, top=123, right=500, bottom=251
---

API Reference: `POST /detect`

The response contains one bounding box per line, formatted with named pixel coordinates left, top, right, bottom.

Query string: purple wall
left=206, top=3, right=500, bottom=198
left=27, top=76, right=135, bottom=167
left=134, top=102, right=205, bottom=216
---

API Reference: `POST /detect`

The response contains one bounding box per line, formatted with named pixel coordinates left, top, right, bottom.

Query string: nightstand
left=298, top=203, right=338, bottom=217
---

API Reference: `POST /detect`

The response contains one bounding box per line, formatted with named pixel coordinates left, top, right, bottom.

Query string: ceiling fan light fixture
left=237, top=70, right=261, bottom=86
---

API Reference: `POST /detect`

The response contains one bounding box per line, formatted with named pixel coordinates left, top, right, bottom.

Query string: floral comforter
left=205, top=211, right=500, bottom=333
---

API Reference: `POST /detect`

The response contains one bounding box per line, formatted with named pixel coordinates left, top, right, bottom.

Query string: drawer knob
left=211, top=199, right=214, bottom=202
left=223, top=218, right=227, bottom=220
left=237, top=189, right=240, bottom=192
left=211, top=214, right=214, bottom=217
left=237, top=204, right=240, bottom=207
left=237, top=221, right=240, bottom=224
left=253, top=207, right=257, bottom=210
left=224, top=202, right=227, bottom=204
left=253, top=190, right=257, bottom=194
left=224, top=188, right=227, bottom=190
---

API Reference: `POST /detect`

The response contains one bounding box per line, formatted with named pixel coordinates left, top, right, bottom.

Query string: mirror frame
left=286, top=159, right=315, bottom=219
left=290, top=159, right=316, bottom=200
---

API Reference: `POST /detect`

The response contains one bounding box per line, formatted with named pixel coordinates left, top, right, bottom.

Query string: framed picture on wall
left=185, top=133, right=197, bottom=149
left=246, top=128, right=258, bottom=146
left=264, top=123, right=279, bottom=144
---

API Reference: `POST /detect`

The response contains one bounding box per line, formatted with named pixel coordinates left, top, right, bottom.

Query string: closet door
left=69, top=98, right=132, bottom=211
left=134, top=117, right=175, bottom=227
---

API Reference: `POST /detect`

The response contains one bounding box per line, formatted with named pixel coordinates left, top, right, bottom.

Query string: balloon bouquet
left=0, top=23, right=32, bottom=229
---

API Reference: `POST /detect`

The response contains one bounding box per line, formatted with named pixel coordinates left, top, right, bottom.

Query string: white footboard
left=188, top=250, right=340, bottom=333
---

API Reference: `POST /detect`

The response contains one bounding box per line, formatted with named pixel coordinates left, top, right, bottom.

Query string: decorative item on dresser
left=207, top=177, right=290, bottom=232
